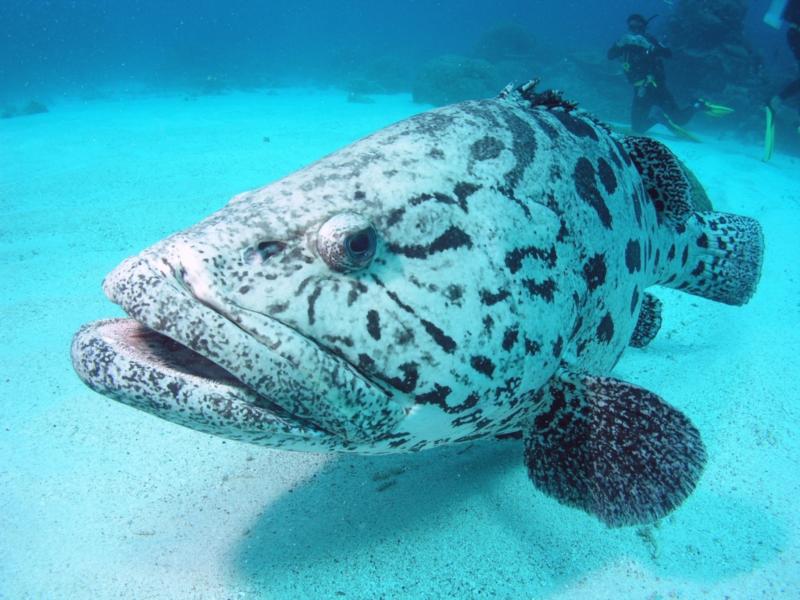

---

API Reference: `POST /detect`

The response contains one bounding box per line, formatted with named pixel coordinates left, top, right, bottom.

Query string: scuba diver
left=608, top=13, right=732, bottom=138
left=764, top=0, right=800, bottom=158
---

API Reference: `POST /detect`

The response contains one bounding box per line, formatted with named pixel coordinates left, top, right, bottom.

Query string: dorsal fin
left=620, top=135, right=696, bottom=225
left=499, top=79, right=579, bottom=112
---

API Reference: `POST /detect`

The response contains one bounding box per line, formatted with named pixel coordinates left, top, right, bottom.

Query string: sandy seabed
left=1, top=88, right=798, bottom=599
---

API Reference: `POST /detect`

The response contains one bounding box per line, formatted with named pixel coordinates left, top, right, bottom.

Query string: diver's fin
left=664, top=115, right=702, bottom=142
left=661, top=211, right=764, bottom=305
left=764, top=105, right=776, bottom=162
left=523, top=369, right=706, bottom=527
left=697, top=98, right=734, bottom=117
left=630, top=292, right=663, bottom=348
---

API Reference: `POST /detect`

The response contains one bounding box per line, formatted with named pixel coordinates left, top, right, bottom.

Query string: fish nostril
left=244, top=241, right=286, bottom=264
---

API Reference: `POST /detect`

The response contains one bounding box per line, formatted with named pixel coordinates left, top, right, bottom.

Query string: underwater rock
left=472, top=23, right=537, bottom=64
left=343, top=56, right=414, bottom=95
left=412, top=54, right=501, bottom=105
left=2, top=101, right=49, bottom=119
left=21, top=100, right=49, bottom=115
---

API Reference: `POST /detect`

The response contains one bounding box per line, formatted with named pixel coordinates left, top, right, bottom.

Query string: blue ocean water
left=2, top=1, right=799, bottom=599
left=0, top=0, right=792, bottom=101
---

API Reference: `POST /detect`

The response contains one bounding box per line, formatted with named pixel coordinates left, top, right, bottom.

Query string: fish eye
left=317, top=212, right=377, bottom=272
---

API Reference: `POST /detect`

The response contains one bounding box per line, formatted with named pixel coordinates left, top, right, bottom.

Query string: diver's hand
left=619, top=33, right=654, bottom=51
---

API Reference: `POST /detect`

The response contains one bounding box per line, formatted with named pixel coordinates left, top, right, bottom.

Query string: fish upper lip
left=102, top=252, right=399, bottom=442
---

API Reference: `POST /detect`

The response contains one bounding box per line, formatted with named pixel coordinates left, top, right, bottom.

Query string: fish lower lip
left=71, top=318, right=332, bottom=441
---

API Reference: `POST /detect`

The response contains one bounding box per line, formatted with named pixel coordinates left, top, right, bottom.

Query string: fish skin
left=71, top=89, right=734, bottom=454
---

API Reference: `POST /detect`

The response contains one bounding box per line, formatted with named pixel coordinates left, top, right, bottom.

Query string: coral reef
left=666, top=0, right=768, bottom=134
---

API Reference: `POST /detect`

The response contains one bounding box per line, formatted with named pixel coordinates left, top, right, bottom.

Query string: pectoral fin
left=524, top=370, right=706, bottom=527
left=630, top=292, right=662, bottom=348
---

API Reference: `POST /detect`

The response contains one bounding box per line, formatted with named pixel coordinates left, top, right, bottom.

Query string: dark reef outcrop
left=666, top=0, right=768, bottom=135
left=412, top=55, right=502, bottom=106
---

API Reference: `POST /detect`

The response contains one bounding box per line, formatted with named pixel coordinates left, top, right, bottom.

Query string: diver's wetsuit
left=608, top=33, right=695, bottom=133
left=778, top=0, right=800, bottom=102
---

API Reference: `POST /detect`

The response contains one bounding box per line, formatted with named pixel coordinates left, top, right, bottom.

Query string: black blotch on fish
left=470, top=136, right=505, bottom=160
left=482, top=315, right=494, bottom=334
left=597, top=313, right=615, bottom=343
left=444, top=284, right=464, bottom=303
left=523, top=278, right=556, bottom=303
left=582, top=253, right=607, bottom=291
left=524, top=338, right=541, bottom=355
left=574, top=157, right=612, bottom=229
left=307, top=286, right=322, bottom=325
left=367, top=310, right=381, bottom=340
left=383, top=362, right=419, bottom=393
left=480, top=288, right=510, bottom=305
left=552, top=335, right=564, bottom=358
left=470, top=356, right=496, bottom=378
left=502, top=327, right=519, bottom=351
left=500, top=109, right=537, bottom=190
left=453, top=182, right=481, bottom=209
left=552, top=111, right=599, bottom=140
left=596, top=157, right=617, bottom=194
left=625, top=239, right=642, bottom=273
left=505, top=245, right=557, bottom=274
left=421, top=319, right=457, bottom=353
left=415, top=385, right=480, bottom=413
left=386, top=207, right=405, bottom=227
left=388, top=226, right=473, bottom=259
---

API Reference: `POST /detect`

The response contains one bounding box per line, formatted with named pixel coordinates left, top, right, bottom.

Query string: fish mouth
left=71, top=318, right=329, bottom=447
left=71, top=251, right=401, bottom=448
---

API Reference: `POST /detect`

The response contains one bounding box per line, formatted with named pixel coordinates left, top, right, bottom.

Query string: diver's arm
left=608, top=43, right=624, bottom=60
left=646, top=34, right=672, bottom=58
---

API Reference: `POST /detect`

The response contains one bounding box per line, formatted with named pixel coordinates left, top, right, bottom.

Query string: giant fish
left=72, top=82, right=763, bottom=526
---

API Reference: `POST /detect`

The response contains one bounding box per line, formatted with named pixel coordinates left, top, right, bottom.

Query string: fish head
left=72, top=102, right=579, bottom=451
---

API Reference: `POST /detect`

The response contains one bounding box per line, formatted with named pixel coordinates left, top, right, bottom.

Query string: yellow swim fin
left=664, top=116, right=702, bottom=143
left=763, top=105, right=775, bottom=162
left=697, top=98, right=735, bottom=117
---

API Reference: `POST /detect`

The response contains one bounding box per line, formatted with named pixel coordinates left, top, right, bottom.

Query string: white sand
left=1, top=90, right=798, bottom=599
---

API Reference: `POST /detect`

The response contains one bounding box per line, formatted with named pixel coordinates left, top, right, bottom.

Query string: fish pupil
left=347, top=231, right=371, bottom=255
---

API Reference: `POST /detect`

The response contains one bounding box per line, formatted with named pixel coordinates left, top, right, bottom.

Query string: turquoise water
left=2, top=2, right=800, bottom=599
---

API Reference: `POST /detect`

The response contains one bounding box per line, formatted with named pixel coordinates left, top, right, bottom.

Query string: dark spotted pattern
left=597, top=313, right=614, bottom=343
left=70, top=82, right=761, bottom=516
left=500, top=109, right=538, bottom=189
left=388, top=226, right=473, bottom=259
left=582, top=253, right=607, bottom=291
left=552, top=111, right=599, bottom=140
left=367, top=310, right=381, bottom=340
left=502, top=327, right=519, bottom=351
left=625, top=240, right=641, bottom=273
left=470, top=136, right=505, bottom=160
left=523, top=278, right=556, bottom=302
left=383, top=362, right=419, bottom=393
left=480, top=288, right=510, bottom=305
left=597, top=158, right=617, bottom=194
left=470, top=356, right=495, bottom=378
left=574, top=157, right=612, bottom=229
left=505, top=245, right=557, bottom=273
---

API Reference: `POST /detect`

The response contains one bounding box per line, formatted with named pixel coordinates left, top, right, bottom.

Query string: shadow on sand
left=231, top=440, right=785, bottom=597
